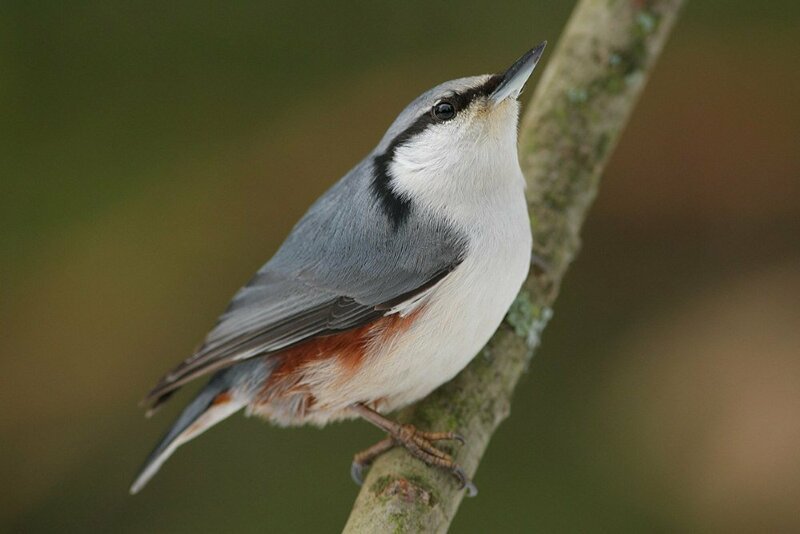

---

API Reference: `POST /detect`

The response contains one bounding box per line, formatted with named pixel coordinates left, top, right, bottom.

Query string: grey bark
left=343, top=1, right=686, bottom=532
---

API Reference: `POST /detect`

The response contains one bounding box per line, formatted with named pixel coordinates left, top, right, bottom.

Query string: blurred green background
left=3, top=1, right=799, bottom=532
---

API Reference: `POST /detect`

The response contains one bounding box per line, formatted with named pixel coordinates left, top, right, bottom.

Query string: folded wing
left=143, top=162, right=467, bottom=408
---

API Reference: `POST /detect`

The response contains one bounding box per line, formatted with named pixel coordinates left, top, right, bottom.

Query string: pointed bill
left=489, top=41, right=547, bottom=105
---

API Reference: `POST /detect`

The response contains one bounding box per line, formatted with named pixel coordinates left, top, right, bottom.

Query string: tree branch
left=343, top=1, right=686, bottom=531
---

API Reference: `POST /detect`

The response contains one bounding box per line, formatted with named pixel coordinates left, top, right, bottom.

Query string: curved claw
left=418, top=430, right=466, bottom=445
left=463, top=479, right=478, bottom=497
left=350, top=405, right=474, bottom=496
left=452, top=466, right=478, bottom=497
left=351, top=462, right=366, bottom=486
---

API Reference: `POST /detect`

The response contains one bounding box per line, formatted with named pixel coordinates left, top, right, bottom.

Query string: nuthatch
left=131, top=42, right=547, bottom=497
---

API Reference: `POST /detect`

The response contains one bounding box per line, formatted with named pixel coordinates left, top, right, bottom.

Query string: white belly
left=341, top=191, right=532, bottom=412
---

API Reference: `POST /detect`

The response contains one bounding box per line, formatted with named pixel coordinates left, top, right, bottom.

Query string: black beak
left=489, top=41, right=547, bottom=104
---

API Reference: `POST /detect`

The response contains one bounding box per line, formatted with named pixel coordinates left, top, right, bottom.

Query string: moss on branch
left=344, top=1, right=685, bottom=532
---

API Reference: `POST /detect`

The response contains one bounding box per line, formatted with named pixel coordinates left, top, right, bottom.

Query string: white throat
left=386, top=98, right=525, bottom=228
left=352, top=97, right=533, bottom=409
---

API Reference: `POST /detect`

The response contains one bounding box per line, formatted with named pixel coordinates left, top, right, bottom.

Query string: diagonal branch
left=343, top=1, right=686, bottom=531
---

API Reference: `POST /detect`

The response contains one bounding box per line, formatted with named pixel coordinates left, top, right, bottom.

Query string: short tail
left=129, top=375, right=245, bottom=494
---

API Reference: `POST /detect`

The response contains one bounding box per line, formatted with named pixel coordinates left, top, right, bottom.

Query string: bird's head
left=371, top=42, right=546, bottom=224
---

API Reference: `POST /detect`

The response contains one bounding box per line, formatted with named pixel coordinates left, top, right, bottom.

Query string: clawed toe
left=350, top=461, right=366, bottom=486
left=351, top=436, right=394, bottom=485
left=351, top=404, right=476, bottom=495
left=453, top=466, right=478, bottom=497
left=416, top=430, right=466, bottom=445
left=351, top=427, right=475, bottom=494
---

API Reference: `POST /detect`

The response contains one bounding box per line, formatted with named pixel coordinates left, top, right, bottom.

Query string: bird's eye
left=432, top=100, right=456, bottom=122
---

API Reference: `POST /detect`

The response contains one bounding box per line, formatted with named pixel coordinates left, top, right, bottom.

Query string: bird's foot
left=350, top=422, right=476, bottom=497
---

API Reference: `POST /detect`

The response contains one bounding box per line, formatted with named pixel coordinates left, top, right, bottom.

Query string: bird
left=130, top=42, right=547, bottom=497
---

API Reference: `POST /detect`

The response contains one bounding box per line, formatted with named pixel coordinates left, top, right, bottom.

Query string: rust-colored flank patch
left=211, top=391, right=232, bottom=406
left=261, top=306, right=426, bottom=406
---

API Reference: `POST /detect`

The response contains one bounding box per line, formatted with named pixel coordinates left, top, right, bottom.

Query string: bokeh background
left=3, top=1, right=799, bottom=532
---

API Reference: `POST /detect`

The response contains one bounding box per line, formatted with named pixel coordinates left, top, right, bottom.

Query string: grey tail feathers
left=129, top=374, right=245, bottom=494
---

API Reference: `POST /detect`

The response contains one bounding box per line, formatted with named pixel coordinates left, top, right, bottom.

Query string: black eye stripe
left=421, top=74, right=505, bottom=126
left=448, top=74, right=503, bottom=112
left=369, top=74, right=504, bottom=228
left=427, top=74, right=504, bottom=120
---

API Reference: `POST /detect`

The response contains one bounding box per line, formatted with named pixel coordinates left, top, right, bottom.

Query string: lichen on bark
left=343, top=1, right=685, bottom=532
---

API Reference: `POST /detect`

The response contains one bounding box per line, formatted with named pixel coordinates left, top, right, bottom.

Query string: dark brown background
left=3, top=1, right=799, bottom=531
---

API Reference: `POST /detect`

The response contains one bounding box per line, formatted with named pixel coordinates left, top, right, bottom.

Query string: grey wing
left=143, top=160, right=467, bottom=407
left=143, top=266, right=456, bottom=406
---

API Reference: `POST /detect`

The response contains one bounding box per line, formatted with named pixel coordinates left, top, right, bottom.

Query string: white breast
left=307, top=98, right=533, bottom=416
left=342, top=177, right=532, bottom=411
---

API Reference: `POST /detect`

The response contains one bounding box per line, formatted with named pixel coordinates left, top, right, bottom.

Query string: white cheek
left=392, top=122, right=455, bottom=178
left=388, top=102, right=523, bottom=218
